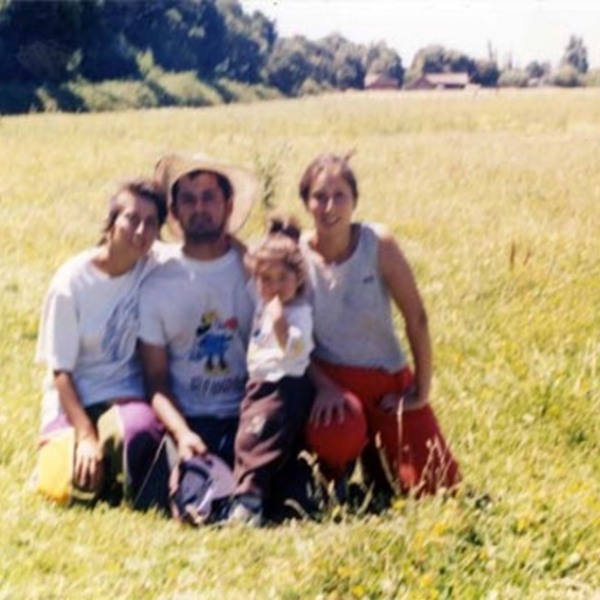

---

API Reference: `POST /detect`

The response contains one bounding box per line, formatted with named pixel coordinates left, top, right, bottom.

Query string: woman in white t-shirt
left=34, top=179, right=168, bottom=506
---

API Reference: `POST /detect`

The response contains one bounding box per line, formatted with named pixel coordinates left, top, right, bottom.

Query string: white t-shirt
left=139, top=246, right=254, bottom=419
left=36, top=246, right=164, bottom=428
left=247, top=298, right=313, bottom=382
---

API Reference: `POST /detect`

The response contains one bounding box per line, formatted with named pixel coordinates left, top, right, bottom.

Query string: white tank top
left=302, top=223, right=406, bottom=372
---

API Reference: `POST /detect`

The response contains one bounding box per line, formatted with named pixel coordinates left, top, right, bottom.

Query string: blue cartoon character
left=190, top=310, right=238, bottom=373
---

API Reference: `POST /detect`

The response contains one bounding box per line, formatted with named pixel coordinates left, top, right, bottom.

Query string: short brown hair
left=99, top=178, right=167, bottom=244
left=298, top=153, right=358, bottom=204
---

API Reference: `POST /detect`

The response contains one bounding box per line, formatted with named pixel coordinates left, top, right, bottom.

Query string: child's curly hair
left=247, top=212, right=306, bottom=295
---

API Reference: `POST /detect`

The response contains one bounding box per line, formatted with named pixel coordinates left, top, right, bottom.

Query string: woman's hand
left=309, top=386, right=348, bottom=427
left=378, top=392, right=402, bottom=414
left=176, top=429, right=208, bottom=461
left=74, top=433, right=104, bottom=493
left=379, top=386, right=428, bottom=414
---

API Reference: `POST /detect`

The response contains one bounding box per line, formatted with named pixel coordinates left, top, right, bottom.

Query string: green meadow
left=1, top=88, right=599, bottom=598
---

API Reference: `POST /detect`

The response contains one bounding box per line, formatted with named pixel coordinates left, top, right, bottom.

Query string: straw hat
left=155, top=153, right=258, bottom=234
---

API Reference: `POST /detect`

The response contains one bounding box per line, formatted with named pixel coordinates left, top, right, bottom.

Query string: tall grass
left=1, top=88, right=599, bottom=598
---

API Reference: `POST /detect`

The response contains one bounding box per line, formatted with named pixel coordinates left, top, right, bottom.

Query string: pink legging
left=305, top=361, right=461, bottom=496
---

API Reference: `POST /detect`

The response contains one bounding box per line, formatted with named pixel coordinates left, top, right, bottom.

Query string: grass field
left=1, top=88, right=599, bottom=599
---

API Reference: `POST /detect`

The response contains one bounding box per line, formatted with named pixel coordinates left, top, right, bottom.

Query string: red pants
left=305, top=361, right=460, bottom=496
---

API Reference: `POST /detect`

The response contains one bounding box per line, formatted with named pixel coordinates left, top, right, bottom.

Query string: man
left=138, top=154, right=257, bottom=469
left=139, top=154, right=317, bottom=524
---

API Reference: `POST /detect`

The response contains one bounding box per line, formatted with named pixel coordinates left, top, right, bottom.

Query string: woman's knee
left=401, top=405, right=461, bottom=494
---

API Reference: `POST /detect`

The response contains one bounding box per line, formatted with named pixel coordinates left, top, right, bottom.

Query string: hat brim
left=155, top=153, right=258, bottom=235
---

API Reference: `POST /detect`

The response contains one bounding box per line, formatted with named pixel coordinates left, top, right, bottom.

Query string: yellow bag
left=35, top=428, right=75, bottom=505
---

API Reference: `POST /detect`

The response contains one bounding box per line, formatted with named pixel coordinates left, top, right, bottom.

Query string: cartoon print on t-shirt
left=189, top=310, right=238, bottom=373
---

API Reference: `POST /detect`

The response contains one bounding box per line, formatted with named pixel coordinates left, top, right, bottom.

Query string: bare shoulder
left=372, top=224, right=424, bottom=314
left=372, top=224, right=410, bottom=274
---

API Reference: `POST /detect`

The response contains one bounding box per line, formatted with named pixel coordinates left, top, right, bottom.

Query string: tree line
left=0, top=0, right=596, bottom=110
left=0, top=0, right=405, bottom=94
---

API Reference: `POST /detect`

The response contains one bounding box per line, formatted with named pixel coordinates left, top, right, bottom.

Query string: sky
left=241, top=0, right=600, bottom=69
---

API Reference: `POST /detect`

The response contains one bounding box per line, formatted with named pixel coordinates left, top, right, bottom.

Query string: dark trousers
left=233, top=375, right=314, bottom=502
left=187, top=415, right=239, bottom=468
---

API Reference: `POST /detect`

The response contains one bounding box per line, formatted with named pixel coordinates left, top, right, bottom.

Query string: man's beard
left=184, top=215, right=226, bottom=244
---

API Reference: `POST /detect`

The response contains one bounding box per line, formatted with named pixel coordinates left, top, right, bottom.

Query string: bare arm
left=378, top=229, right=432, bottom=408
left=54, top=371, right=104, bottom=491
left=139, top=341, right=207, bottom=459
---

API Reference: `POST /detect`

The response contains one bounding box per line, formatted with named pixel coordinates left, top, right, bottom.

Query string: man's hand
left=176, top=429, right=208, bottom=461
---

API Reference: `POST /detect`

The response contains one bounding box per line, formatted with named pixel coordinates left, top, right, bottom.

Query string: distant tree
left=406, top=44, right=475, bottom=84
left=561, top=35, right=588, bottom=74
left=406, top=44, right=445, bottom=79
left=332, top=46, right=365, bottom=89
left=266, top=33, right=374, bottom=95
left=266, top=36, right=315, bottom=95
left=471, top=59, right=500, bottom=87
left=497, top=69, right=529, bottom=88
left=127, top=0, right=228, bottom=79
left=77, top=1, right=140, bottom=81
left=0, top=0, right=84, bottom=82
left=364, top=41, right=404, bottom=85
left=525, top=60, right=551, bottom=81
left=552, top=64, right=582, bottom=87
left=321, top=34, right=366, bottom=89
left=583, top=68, right=600, bottom=87
left=215, top=0, right=276, bottom=83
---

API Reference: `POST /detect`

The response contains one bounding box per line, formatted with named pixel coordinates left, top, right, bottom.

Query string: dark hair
left=267, top=211, right=301, bottom=242
left=298, top=152, right=358, bottom=204
left=99, top=178, right=167, bottom=244
left=247, top=212, right=306, bottom=295
left=171, top=169, right=233, bottom=208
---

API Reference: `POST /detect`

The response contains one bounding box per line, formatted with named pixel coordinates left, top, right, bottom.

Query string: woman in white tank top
left=298, top=153, right=460, bottom=498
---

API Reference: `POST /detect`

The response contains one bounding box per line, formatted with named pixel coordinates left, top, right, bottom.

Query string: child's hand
left=265, top=295, right=285, bottom=323
left=265, top=295, right=289, bottom=349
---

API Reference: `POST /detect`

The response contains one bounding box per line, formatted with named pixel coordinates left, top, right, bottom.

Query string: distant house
left=407, top=72, right=470, bottom=90
left=364, top=72, right=400, bottom=90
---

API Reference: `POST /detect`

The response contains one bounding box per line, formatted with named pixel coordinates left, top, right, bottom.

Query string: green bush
left=0, top=73, right=282, bottom=115
left=552, top=65, right=582, bottom=88
left=298, top=77, right=328, bottom=96
left=497, top=69, right=529, bottom=88
left=65, top=79, right=158, bottom=112
left=583, top=68, right=600, bottom=87
left=146, top=71, right=224, bottom=107
left=212, top=78, right=283, bottom=103
left=0, top=82, right=44, bottom=114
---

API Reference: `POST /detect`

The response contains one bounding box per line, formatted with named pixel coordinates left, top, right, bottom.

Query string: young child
left=229, top=214, right=315, bottom=525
